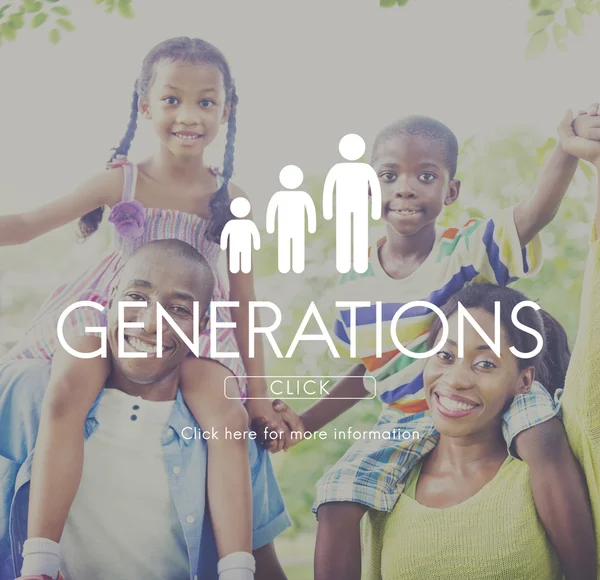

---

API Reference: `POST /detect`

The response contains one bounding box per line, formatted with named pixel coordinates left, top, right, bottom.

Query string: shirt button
left=132, top=405, right=140, bottom=410
left=130, top=414, right=138, bottom=421
left=186, top=515, right=195, bottom=524
left=173, top=466, right=181, bottom=474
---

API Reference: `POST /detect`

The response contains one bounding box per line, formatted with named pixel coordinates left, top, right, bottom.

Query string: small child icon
left=266, top=165, right=317, bottom=273
left=221, top=198, right=261, bottom=273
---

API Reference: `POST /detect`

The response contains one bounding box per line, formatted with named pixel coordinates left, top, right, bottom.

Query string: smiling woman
left=362, top=283, right=570, bottom=580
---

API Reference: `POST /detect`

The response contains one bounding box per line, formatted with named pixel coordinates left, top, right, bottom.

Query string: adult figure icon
left=221, top=197, right=261, bottom=273
left=266, top=165, right=317, bottom=273
left=323, top=134, right=382, bottom=274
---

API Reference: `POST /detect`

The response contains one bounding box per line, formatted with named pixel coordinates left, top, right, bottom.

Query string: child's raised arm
left=559, top=106, right=600, bottom=232
left=514, top=106, right=600, bottom=247
left=0, top=168, right=124, bottom=245
left=513, top=114, right=579, bottom=247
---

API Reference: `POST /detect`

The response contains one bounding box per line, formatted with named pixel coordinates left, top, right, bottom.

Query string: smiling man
left=0, top=239, right=291, bottom=580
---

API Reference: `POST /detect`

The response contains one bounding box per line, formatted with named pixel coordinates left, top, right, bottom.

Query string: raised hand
left=247, top=398, right=291, bottom=453
left=559, top=109, right=600, bottom=167
left=272, top=399, right=308, bottom=451
left=572, top=103, right=600, bottom=142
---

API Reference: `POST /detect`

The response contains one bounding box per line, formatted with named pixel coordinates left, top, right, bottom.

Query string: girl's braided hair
left=79, top=37, right=237, bottom=242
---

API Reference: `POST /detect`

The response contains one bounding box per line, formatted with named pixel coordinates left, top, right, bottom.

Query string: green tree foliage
left=381, top=0, right=600, bottom=56
left=0, top=0, right=134, bottom=46
left=526, top=0, right=600, bottom=56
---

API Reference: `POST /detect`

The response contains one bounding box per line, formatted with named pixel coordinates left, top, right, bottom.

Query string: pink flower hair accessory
left=108, top=200, right=145, bottom=239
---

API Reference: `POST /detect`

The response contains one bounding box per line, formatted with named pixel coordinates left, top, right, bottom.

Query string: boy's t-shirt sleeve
left=449, top=205, right=543, bottom=285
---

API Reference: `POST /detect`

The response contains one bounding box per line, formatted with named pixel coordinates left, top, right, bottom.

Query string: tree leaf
left=397, top=0, right=410, bottom=5
left=31, top=11, right=47, bottom=26
left=553, top=21, right=568, bottom=38
left=48, top=25, right=60, bottom=43
left=594, top=0, right=600, bottom=13
left=1, top=20, right=16, bottom=40
left=379, top=0, right=395, bottom=5
left=0, top=4, right=11, bottom=18
left=575, top=0, right=594, bottom=13
left=51, top=5, right=70, bottom=15
left=552, top=22, right=568, bottom=49
left=56, top=16, right=73, bottom=30
left=9, top=12, right=24, bottom=28
left=539, top=0, right=563, bottom=9
left=24, top=0, right=42, bottom=12
left=529, top=0, right=541, bottom=9
left=117, top=0, right=133, bottom=17
left=565, top=7, right=584, bottom=35
left=525, top=29, right=549, bottom=58
left=527, top=12, right=554, bottom=34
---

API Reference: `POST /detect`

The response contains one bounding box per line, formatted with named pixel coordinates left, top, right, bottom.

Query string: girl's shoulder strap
left=120, top=162, right=139, bottom=202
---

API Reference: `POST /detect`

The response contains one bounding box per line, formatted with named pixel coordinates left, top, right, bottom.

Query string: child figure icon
left=221, top=197, right=261, bottom=273
left=266, top=165, right=317, bottom=273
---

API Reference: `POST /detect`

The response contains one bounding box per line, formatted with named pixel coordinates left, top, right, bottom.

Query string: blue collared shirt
left=0, top=360, right=291, bottom=580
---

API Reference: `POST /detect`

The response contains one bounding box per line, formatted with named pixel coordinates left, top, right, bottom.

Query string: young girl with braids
left=0, top=37, right=283, bottom=580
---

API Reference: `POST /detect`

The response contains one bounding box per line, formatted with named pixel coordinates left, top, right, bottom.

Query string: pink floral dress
left=4, top=163, right=246, bottom=396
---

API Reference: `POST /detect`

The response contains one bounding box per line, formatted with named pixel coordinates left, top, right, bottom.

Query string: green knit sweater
left=362, top=456, right=561, bottom=579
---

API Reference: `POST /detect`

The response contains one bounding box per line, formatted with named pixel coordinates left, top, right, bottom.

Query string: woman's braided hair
left=79, top=37, right=237, bottom=242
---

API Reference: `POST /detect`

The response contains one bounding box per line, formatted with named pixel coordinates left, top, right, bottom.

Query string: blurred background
left=1, top=0, right=599, bottom=577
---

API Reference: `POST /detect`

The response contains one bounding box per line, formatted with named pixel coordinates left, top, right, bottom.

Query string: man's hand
left=559, top=108, right=600, bottom=167
left=247, top=398, right=290, bottom=453
left=572, top=103, right=600, bottom=141
left=272, top=399, right=308, bottom=451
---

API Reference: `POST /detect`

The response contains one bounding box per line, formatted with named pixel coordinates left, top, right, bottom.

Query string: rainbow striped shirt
left=332, top=206, right=543, bottom=414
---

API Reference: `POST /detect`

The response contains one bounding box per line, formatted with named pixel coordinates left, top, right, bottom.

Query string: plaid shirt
left=314, top=381, right=560, bottom=513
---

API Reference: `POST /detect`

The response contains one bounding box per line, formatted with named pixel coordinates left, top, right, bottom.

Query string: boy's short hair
left=372, top=115, right=459, bottom=178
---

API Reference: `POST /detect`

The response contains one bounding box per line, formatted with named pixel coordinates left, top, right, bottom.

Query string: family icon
left=220, top=134, right=382, bottom=274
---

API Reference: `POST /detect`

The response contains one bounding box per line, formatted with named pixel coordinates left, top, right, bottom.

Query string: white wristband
left=218, top=551, right=255, bottom=580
